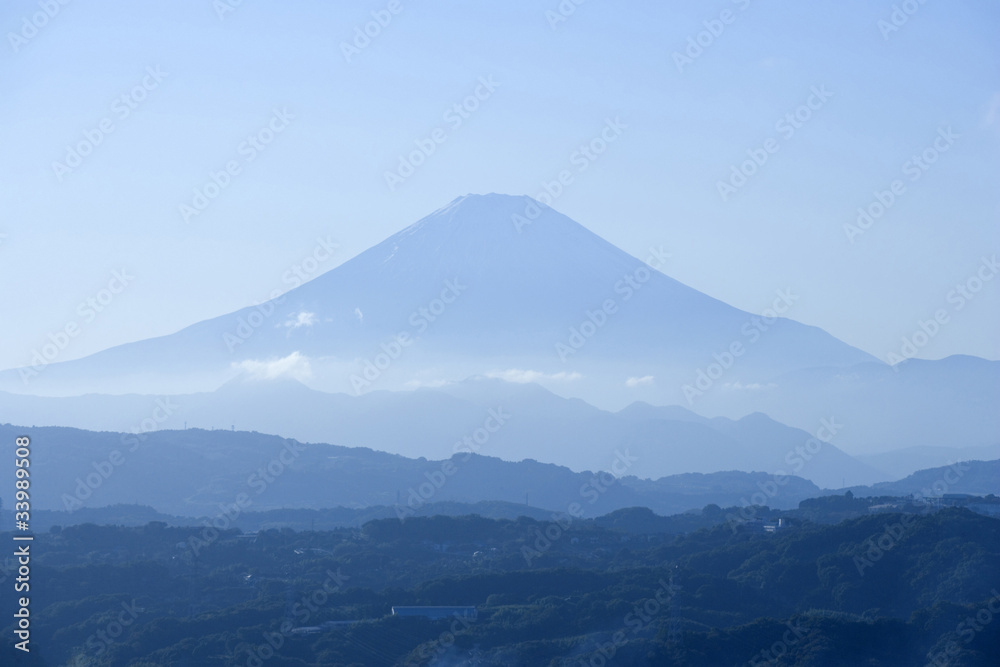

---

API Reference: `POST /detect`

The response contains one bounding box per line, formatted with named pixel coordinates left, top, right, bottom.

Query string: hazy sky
left=2, top=0, right=998, bottom=373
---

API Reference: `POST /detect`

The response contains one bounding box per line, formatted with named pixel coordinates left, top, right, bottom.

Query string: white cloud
left=283, top=311, right=317, bottom=329
left=722, top=381, right=776, bottom=392
left=233, top=351, right=312, bottom=381
left=625, top=375, right=654, bottom=387
left=354, top=307, right=364, bottom=323
left=485, top=369, right=582, bottom=384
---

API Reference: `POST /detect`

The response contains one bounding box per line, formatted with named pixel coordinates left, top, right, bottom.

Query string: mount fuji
left=3, top=194, right=997, bottom=454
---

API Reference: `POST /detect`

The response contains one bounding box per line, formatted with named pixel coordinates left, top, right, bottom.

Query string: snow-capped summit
left=1, top=194, right=995, bottom=455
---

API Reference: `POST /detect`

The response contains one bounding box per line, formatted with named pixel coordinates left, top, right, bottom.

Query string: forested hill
left=2, top=508, right=998, bottom=665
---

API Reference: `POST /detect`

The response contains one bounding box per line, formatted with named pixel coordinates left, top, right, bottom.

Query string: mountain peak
left=321, top=191, right=645, bottom=307
left=448, top=192, right=536, bottom=206
left=0, top=195, right=880, bottom=405
left=400, top=192, right=578, bottom=242
left=443, top=192, right=543, bottom=211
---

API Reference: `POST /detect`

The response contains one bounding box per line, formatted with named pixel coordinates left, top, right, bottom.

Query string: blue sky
left=1, top=0, right=998, bottom=373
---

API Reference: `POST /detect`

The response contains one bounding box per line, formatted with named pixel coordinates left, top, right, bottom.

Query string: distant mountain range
left=2, top=194, right=996, bottom=457
left=844, top=458, right=1000, bottom=498
left=1, top=423, right=995, bottom=521
left=857, top=443, right=1000, bottom=479
left=0, top=377, right=889, bottom=488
